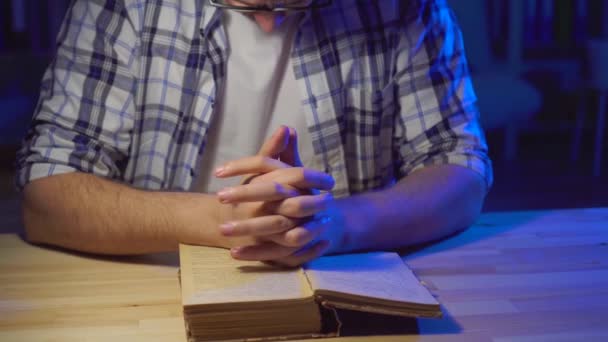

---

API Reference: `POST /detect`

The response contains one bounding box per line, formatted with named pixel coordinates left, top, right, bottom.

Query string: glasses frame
left=208, top=0, right=333, bottom=13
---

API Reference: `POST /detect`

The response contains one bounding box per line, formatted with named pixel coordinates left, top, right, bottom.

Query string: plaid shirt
left=17, top=0, right=492, bottom=197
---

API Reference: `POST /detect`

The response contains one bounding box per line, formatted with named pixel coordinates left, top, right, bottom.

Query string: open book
left=179, top=244, right=441, bottom=341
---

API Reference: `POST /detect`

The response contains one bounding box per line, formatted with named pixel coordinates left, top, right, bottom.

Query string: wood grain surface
left=1, top=208, right=608, bottom=341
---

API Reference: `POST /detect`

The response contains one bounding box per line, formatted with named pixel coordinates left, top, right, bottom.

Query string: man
left=17, top=0, right=492, bottom=267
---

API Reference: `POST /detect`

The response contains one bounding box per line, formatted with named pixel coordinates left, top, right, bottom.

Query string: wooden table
left=1, top=208, right=608, bottom=341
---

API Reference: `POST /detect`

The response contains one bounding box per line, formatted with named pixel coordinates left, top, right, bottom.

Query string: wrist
left=327, top=197, right=356, bottom=254
left=331, top=194, right=377, bottom=254
left=173, top=192, right=220, bottom=246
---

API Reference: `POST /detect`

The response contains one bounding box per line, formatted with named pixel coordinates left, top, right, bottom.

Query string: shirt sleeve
left=15, top=0, right=140, bottom=190
left=392, top=0, right=493, bottom=190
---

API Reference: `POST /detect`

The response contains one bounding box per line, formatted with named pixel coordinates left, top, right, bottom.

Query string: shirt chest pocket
left=341, top=83, right=397, bottom=192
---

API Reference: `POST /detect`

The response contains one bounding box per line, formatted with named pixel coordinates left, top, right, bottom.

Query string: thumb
left=279, top=127, right=303, bottom=167
left=258, top=126, right=289, bottom=158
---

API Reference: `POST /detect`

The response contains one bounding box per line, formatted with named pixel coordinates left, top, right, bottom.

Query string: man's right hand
left=181, top=126, right=331, bottom=252
left=213, top=126, right=339, bottom=265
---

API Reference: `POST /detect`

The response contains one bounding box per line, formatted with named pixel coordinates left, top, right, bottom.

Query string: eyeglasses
left=209, top=0, right=333, bottom=13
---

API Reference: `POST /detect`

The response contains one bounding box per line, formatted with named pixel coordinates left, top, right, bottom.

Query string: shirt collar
left=200, top=1, right=223, bottom=39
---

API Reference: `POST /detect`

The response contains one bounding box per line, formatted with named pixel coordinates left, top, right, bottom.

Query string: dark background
left=1, top=0, right=607, bottom=215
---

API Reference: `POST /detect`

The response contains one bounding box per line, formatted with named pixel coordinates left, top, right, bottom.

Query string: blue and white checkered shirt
left=17, top=0, right=492, bottom=197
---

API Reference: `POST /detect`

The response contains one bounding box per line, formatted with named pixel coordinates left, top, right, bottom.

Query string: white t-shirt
left=192, top=10, right=316, bottom=193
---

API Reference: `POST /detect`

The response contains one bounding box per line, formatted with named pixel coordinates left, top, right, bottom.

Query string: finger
left=231, top=242, right=298, bottom=261
left=258, top=126, right=289, bottom=158
left=275, top=192, right=333, bottom=218
left=217, top=181, right=302, bottom=204
left=220, top=215, right=299, bottom=237
left=279, top=127, right=303, bottom=167
left=272, top=240, right=330, bottom=268
left=253, top=168, right=335, bottom=191
left=215, top=155, right=290, bottom=178
left=267, top=224, right=323, bottom=248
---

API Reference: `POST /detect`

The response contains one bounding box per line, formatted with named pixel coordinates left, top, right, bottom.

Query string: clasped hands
left=215, top=126, right=345, bottom=267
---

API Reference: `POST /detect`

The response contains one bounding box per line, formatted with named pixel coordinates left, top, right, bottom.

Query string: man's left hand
left=215, top=128, right=346, bottom=267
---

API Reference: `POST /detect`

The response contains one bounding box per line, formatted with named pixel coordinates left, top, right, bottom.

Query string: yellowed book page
left=179, top=244, right=312, bottom=306
left=304, top=252, right=438, bottom=306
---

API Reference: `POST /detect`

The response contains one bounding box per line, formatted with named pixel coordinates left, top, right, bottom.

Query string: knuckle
left=320, top=193, right=332, bottom=208
left=255, top=156, right=267, bottom=167
left=235, top=222, right=250, bottom=235
left=270, top=215, right=283, bottom=228
left=237, top=186, right=249, bottom=198
left=245, top=174, right=262, bottom=184
left=294, top=167, right=306, bottom=181
left=251, top=202, right=268, bottom=216
left=286, top=229, right=311, bottom=247
left=270, top=216, right=290, bottom=231
left=273, top=182, right=287, bottom=197
left=275, top=246, right=297, bottom=259
left=279, top=258, right=300, bottom=268
left=286, top=259, right=302, bottom=267
left=325, top=175, right=336, bottom=189
left=280, top=216, right=294, bottom=231
left=285, top=200, right=304, bottom=217
left=276, top=183, right=301, bottom=198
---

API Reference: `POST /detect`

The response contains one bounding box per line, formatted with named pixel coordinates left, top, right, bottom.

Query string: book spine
left=490, top=0, right=503, bottom=41
left=603, top=0, right=608, bottom=37
left=10, top=0, right=27, bottom=32
left=525, top=0, right=538, bottom=48
left=26, top=0, right=43, bottom=53
left=554, top=0, right=574, bottom=52
left=540, top=0, right=554, bottom=46
left=574, top=0, right=588, bottom=45
left=588, top=0, right=603, bottom=37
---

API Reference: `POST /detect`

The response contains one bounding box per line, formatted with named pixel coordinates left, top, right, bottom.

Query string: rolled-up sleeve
left=392, top=0, right=493, bottom=190
left=16, top=0, right=139, bottom=190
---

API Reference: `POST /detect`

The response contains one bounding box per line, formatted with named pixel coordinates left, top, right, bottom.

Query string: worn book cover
left=179, top=244, right=440, bottom=341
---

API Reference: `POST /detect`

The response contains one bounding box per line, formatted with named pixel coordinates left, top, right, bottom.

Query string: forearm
left=336, top=164, right=486, bottom=253
left=22, top=172, right=237, bottom=254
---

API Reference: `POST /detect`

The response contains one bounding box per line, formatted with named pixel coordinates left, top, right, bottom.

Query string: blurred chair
left=0, top=54, right=49, bottom=146
left=449, top=0, right=542, bottom=161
